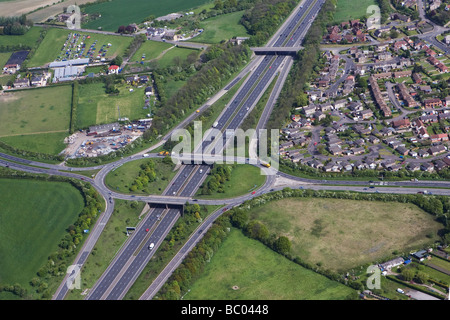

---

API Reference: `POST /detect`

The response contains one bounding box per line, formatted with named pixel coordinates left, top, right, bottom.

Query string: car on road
left=251, top=191, right=256, bottom=195
left=148, top=243, right=154, bottom=250
left=145, top=228, right=149, bottom=232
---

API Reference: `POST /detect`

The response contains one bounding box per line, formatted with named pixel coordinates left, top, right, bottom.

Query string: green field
left=333, top=0, right=376, bottom=23
left=195, top=164, right=266, bottom=199
left=129, top=40, right=174, bottom=63
left=28, top=28, right=133, bottom=67
left=246, top=197, right=442, bottom=272
left=191, top=10, right=250, bottom=43
left=0, top=178, right=85, bottom=290
left=156, top=46, right=200, bottom=69
left=105, top=157, right=177, bottom=194
left=76, top=82, right=149, bottom=128
left=0, top=52, right=11, bottom=68
left=82, top=0, right=213, bottom=31
left=0, top=85, right=72, bottom=139
left=0, top=132, right=68, bottom=155
left=0, top=26, right=43, bottom=48
left=186, top=228, right=356, bottom=300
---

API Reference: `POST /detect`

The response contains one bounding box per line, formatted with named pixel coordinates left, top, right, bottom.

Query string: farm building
left=2, top=50, right=29, bottom=74
left=88, top=123, right=120, bottom=136
left=379, top=257, right=405, bottom=270
left=50, top=58, right=90, bottom=82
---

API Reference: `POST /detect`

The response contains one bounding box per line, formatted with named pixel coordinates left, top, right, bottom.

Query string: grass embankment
left=129, top=40, right=174, bottom=63
left=104, top=157, right=177, bottom=195
left=0, top=178, right=85, bottom=294
left=191, top=10, right=250, bottom=44
left=247, top=197, right=442, bottom=272
left=185, top=228, right=356, bottom=300
left=195, top=164, right=266, bottom=200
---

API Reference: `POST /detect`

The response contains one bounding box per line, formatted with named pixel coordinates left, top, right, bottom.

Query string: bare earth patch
left=1, top=0, right=93, bottom=22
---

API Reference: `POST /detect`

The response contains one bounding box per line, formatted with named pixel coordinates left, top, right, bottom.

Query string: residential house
left=421, top=162, right=435, bottom=172
left=424, top=98, right=442, bottom=109
left=333, top=99, right=347, bottom=110
left=428, top=144, right=446, bottom=156
left=108, top=65, right=120, bottom=74
left=13, top=78, right=29, bottom=88
left=303, top=105, right=317, bottom=117
left=407, top=162, right=421, bottom=171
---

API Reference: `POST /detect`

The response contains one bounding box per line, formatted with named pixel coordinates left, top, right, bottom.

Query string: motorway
left=83, top=0, right=327, bottom=300
left=3, top=0, right=450, bottom=301
left=57, top=0, right=327, bottom=300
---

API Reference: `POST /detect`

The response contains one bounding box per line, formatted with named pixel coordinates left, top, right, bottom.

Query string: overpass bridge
left=251, top=46, right=303, bottom=56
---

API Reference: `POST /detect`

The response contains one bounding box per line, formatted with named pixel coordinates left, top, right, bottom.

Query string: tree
left=415, top=271, right=429, bottom=284
left=295, top=92, right=308, bottom=107
left=401, top=268, right=415, bottom=281
left=245, top=220, right=269, bottom=242
left=111, top=56, right=123, bottom=67
left=274, top=236, right=292, bottom=255
left=230, top=208, right=249, bottom=228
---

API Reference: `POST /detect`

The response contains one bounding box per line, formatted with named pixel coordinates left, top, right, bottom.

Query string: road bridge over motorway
left=251, top=46, right=303, bottom=55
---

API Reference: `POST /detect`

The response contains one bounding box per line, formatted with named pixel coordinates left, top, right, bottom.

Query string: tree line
left=240, top=0, right=298, bottom=47
left=69, top=81, right=79, bottom=134
left=0, top=15, right=33, bottom=35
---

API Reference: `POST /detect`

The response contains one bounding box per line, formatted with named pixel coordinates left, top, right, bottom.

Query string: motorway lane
left=103, top=207, right=180, bottom=300
left=85, top=205, right=167, bottom=300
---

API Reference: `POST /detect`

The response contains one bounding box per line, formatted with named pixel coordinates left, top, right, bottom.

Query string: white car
left=149, top=243, right=155, bottom=250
